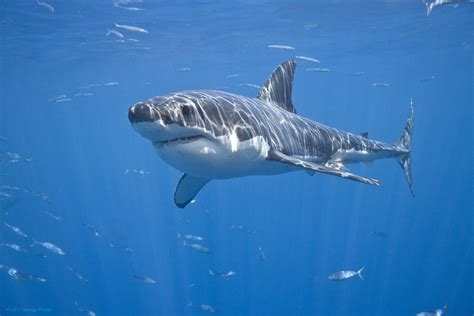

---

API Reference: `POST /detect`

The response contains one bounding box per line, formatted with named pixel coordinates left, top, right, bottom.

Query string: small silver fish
left=116, top=0, right=144, bottom=4
left=200, top=304, right=216, bottom=313
left=49, top=95, right=67, bottom=102
left=268, top=44, right=295, bottom=50
left=35, top=1, right=54, bottom=13
left=120, top=246, right=134, bottom=253
left=83, top=223, right=103, bottom=237
left=113, top=3, right=144, bottom=11
left=225, top=74, right=240, bottom=79
left=177, top=233, right=203, bottom=241
left=238, top=83, right=261, bottom=89
left=114, top=23, right=148, bottom=34
left=304, top=23, right=319, bottom=30
left=425, top=0, right=464, bottom=16
left=133, top=274, right=156, bottom=284
left=75, top=92, right=93, bottom=97
left=124, top=169, right=151, bottom=175
left=103, top=82, right=119, bottom=86
left=4, top=152, right=32, bottom=163
left=306, top=67, right=330, bottom=72
left=74, top=301, right=96, bottom=316
left=258, top=246, right=266, bottom=261
left=328, top=267, right=364, bottom=281
left=182, top=240, right=210, bottom=255
left=30, top=191, right=50, bottom=202
left=7, top=267, right=46, bottom=282
left=4, top=222, right=28, bottom=238
left=1, top=243, right=27, bottom=253
left=87, top=83, right=102, bottom=88
left=1, top=185, right=21, bottom=191
left=55, top=98, right=72, bottom=103
left=295, top=55, right=320, bottom=63
left=208, top=270, right=236, bottom=279
left=31, top=240, right=65, bottom=255
left=177, top=67, right=191, bottom=72
left=0, top=191, right=13, bottom=199
left=372, top=82, right=390, bottom=87
left=421, top=75, right=436, bottom=83
left=106, top=29, right=124, bottom=38
left=416, top=305, right=447, bottom=316
left=231, top=225, right=255, bottom=234
left=43, top=210, right=62, bottom=222
left=66, top=268, right=89, bottom=282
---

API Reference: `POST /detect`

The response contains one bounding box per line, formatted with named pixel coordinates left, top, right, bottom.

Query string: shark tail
left=394, top=99, right=414, bottom=196
left=357, top=267, right=364, bottom=280
left=426, top=2, right=433, bottom=16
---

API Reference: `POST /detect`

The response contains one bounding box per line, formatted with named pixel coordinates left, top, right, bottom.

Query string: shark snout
left=128, top=103, right=157, bottom=123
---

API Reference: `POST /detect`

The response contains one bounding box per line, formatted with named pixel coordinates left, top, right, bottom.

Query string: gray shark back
left=149, top=89, right=399, bottom=162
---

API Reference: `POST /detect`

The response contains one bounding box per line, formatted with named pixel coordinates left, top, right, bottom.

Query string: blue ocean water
left=0, top=1, right=473, bottom=315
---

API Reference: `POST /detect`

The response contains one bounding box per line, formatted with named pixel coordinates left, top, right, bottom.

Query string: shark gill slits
left=235, top=126, right=254, bottom=142
left=160, top=112, right=173, bottom=125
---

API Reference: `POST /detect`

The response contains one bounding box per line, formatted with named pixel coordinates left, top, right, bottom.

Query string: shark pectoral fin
left=174, top=174, right=210, bottom=208
left=267, top=149, right=380, bottom=186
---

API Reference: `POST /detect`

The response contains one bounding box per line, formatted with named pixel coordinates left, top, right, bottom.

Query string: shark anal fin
left=257, top=60, right=297, bottom=114
left=267, top=149, right=380, bottom=186
left=174, top=174, right=210, bottom=208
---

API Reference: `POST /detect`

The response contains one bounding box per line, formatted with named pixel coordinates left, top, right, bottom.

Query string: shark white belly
left=128, top=60, right=414, bottom=207
left=155, top=135, right=292, bottom=179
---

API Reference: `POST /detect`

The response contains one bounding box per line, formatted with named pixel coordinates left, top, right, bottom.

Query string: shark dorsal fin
left=257, top=60, right=297, bottom=114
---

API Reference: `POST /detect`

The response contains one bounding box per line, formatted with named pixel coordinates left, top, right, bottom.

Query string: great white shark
left=128, top=60, right=413, bottom=208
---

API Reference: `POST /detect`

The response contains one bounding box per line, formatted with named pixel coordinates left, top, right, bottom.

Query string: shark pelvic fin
left=267, top=149, right=380, bottom=186
left=174, top=174, right=210, bottom=208
left=257, top=60, right=297, bottom=114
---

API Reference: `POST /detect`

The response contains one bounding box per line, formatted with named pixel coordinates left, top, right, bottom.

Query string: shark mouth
left=154, top=135, right=205, bottom=147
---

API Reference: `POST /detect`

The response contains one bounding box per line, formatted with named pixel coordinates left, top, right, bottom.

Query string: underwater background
left=0, top=1, right=472, bottom=315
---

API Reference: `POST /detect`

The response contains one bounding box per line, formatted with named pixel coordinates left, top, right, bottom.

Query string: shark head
left=128, top=90, right=276, bottom=180
left=128, top=93, right=213, bottom=145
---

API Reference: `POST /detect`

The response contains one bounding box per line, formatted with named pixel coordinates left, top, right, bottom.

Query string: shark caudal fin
left=357, top=267, right=364, bottom=280
left=394, top=99, right=414, bottom=196
left=425, top=2, right=434, bottom=16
